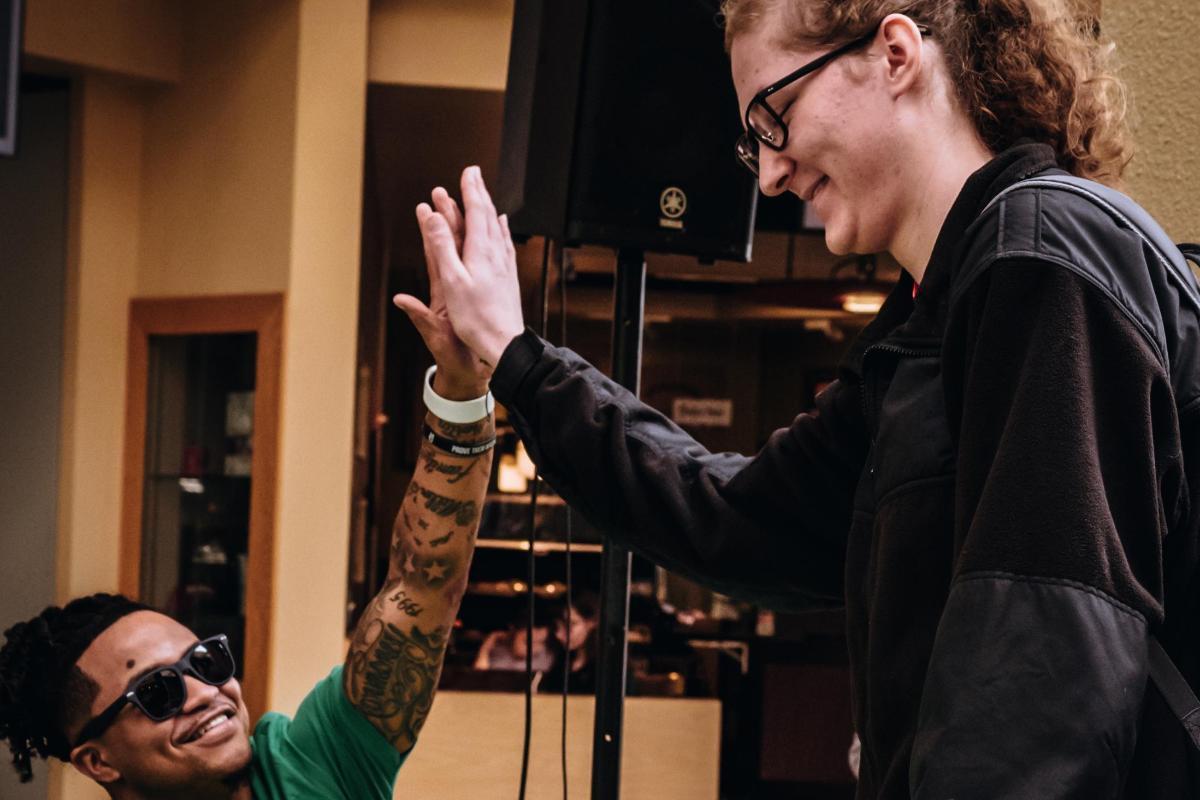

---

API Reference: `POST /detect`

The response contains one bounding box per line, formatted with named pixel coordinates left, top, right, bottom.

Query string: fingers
left=416, top=203, right=469, bottom=285
left=392, top=293, right=435, bottom=337
left=498, top=214, right=517, bottom=266
left=460, top=165, right=501, bottom=245
left=431, top=186, right=464, bottom=251
left=416, top=203, right=445, bottom=298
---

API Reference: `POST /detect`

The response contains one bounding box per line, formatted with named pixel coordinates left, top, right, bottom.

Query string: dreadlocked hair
left=0, top=593, right=147, bottom=782
left=720, top=0, right=1132, bottom=186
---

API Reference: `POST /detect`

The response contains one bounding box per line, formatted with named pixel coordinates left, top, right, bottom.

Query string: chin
left=189, top=729, right=254, bottom=783
left=823, top=225, right=854, bottom=256
left=215, top=734, right=254, bottom=776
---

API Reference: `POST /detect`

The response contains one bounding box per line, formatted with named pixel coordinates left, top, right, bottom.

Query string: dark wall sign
left=1, top=0, right=23, bottom=157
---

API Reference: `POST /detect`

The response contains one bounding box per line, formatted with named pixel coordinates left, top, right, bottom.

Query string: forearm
left=345, top=408, right=494, bottom=750
left=491, top=330, right=860, bottom=609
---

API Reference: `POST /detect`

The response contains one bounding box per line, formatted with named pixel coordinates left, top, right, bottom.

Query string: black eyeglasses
left=73, top=635, right=236, bottom=749
left=735, top=24, right=930, bottom=176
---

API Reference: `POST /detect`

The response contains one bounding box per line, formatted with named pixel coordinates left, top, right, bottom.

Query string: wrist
left=481, top=325, right=524, bottom=368
left=431, top=370, right=489, bottom=401
left=424, top=366, right=493, bottom=424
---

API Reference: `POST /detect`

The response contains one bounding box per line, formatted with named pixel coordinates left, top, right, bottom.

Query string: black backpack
left=990, top=176, right=1200, bottom=790
left=1160, top=240, right=1200, bottom=752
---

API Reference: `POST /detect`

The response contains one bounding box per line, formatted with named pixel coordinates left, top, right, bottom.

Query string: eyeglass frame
left=735, top=23, right=931, bottom=175
left=72, top=634, right=236, bottom=750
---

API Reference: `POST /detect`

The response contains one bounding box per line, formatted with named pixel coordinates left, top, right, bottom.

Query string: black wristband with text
left=421, top=423, right=496, bottom=457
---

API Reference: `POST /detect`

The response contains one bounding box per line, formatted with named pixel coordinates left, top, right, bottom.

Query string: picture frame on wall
left=0, top=0, right=22, bottom=157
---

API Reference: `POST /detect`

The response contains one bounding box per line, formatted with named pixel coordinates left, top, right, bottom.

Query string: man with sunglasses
left=0, top=179, right=497, bottom=799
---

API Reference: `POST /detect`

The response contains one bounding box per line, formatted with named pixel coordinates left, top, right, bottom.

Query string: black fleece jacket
left=490, top=144, right=1195, bottom=798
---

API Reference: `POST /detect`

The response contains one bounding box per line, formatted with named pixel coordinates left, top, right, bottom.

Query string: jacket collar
left=841, top=142, right=1060, bottom=376
left=916, top=142, right=1060, bottom=313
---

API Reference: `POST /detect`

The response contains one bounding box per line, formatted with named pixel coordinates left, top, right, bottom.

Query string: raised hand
left=405, top=165, right=526, bottom=370
left=393, top=181, right=493, bottom=399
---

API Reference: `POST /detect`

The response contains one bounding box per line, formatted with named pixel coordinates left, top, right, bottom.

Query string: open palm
left=394, top=184, right=491, bottom=396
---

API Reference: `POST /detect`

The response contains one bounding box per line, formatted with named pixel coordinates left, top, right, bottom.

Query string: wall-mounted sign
left=671, top=398, right=733, bottom=428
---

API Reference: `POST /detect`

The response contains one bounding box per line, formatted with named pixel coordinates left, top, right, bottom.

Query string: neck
left=889, top=130, right=993, bottom=284
left=114, top=774, right=251, bottom=800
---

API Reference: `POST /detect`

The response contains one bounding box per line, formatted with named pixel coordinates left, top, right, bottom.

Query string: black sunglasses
left=73, top=635, right=236, bottom=749
left=735, top=24, right=931, bottom=176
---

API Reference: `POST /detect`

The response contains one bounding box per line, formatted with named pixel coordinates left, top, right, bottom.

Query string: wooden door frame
left=121, top=293, right=283, bottom=721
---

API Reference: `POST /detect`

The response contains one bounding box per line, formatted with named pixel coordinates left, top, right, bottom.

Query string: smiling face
left=68, top=611, right=252, bottom=795
left=729, top=13, right=919, bottom=257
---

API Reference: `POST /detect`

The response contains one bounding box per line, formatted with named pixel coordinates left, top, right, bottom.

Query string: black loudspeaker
left=498, top=0, right=758, bottom=262
left=0, top=0, right=22, bottom=157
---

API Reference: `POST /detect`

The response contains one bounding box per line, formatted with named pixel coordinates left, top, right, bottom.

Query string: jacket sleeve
left=910, top=259, right=1180, bottom=797
left=488, top=329, right=868, bottom=609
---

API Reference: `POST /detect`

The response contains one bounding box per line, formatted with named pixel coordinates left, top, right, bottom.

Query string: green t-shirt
left=249, top=666, right=409, bottom=799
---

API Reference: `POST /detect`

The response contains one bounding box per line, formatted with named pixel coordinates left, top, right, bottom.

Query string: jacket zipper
left=860, top=341, right=940, bottom=475
left=860, top=341, right=940, bottom=431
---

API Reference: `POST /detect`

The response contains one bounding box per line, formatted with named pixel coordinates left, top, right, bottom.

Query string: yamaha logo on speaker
left=659, top=186, right=687, bottom=229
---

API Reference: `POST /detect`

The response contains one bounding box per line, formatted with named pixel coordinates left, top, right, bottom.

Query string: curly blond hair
left=721, top=0, right=1132, bottom=185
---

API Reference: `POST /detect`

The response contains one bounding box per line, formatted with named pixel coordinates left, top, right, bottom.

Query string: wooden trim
left=120, top=293, right=284, bottom=721
left=243, top=299, right=281, bottom=722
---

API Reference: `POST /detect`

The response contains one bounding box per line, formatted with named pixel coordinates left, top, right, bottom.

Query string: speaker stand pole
left=591, top=246, right=646, bottom=800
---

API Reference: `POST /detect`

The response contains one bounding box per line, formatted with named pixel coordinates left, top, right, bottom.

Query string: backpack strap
left=1182, top=243, right=1200, bottom=271
left=1149, top=636, right=1200, bottom=750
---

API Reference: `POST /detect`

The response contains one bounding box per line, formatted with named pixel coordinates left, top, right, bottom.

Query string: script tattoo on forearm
left=419, top=450, right=478, bottom=485
left=407, top=481, right=479, bottom=526
left=428, top=530, right=454, bottom=548
left=345, top=618, right=447, bottom=748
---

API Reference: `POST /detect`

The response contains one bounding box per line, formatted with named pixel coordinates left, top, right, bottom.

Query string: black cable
left=518, top=236, right=553, bottom=800
left=558, top=241, right=572, bottom=800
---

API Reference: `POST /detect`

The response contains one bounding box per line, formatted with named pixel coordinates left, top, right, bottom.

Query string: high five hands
left=393, top=166, right=526, bottom=397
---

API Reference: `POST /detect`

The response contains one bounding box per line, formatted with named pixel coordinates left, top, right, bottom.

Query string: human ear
left=70, top=743, right=122, bottom=785
left=877, top=13, right=925, bottom=98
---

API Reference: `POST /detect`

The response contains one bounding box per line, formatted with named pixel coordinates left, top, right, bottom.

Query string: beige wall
left=395, top=692, right=721, bottom=799
left=51, top=73, right=146, bottom=800
left=56, top=75, right=144, bottom=605
left=368, top=0, right=514, bottom=89
left=1105, top=0, right=1200, bottom=242
left=137, top=1, right=300, bottom=297
left=23, top=0, right=181, bottom=83
left=271, top=0, right=369, bottom=713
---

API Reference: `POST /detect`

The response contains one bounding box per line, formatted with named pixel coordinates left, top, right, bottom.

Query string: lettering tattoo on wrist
left=419, top=450, right=479, bottom=485
left=407, top=481, right=480, bottom=526
left=430, top=417, right=489, bottom=439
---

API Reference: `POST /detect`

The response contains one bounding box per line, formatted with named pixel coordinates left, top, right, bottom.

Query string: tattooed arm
left=343, top=398, right=494, bottom=753
left=348, top=175, right=501, bottom=751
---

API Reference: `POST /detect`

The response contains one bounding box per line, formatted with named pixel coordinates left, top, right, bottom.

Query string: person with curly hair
left=410, top=0, right=1199, bottom=797
left=0, top=235, right=498, bottom=798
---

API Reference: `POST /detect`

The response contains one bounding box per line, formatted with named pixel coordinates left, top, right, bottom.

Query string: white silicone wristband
left=423, top=365, right=494, bottom=424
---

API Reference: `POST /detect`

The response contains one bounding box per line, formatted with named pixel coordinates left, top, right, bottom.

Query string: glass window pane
left=141, top=333, right=257, bottom=677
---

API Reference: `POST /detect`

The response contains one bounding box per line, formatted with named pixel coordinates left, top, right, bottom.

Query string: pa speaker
left=498, top=0, right=758, bottom=262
